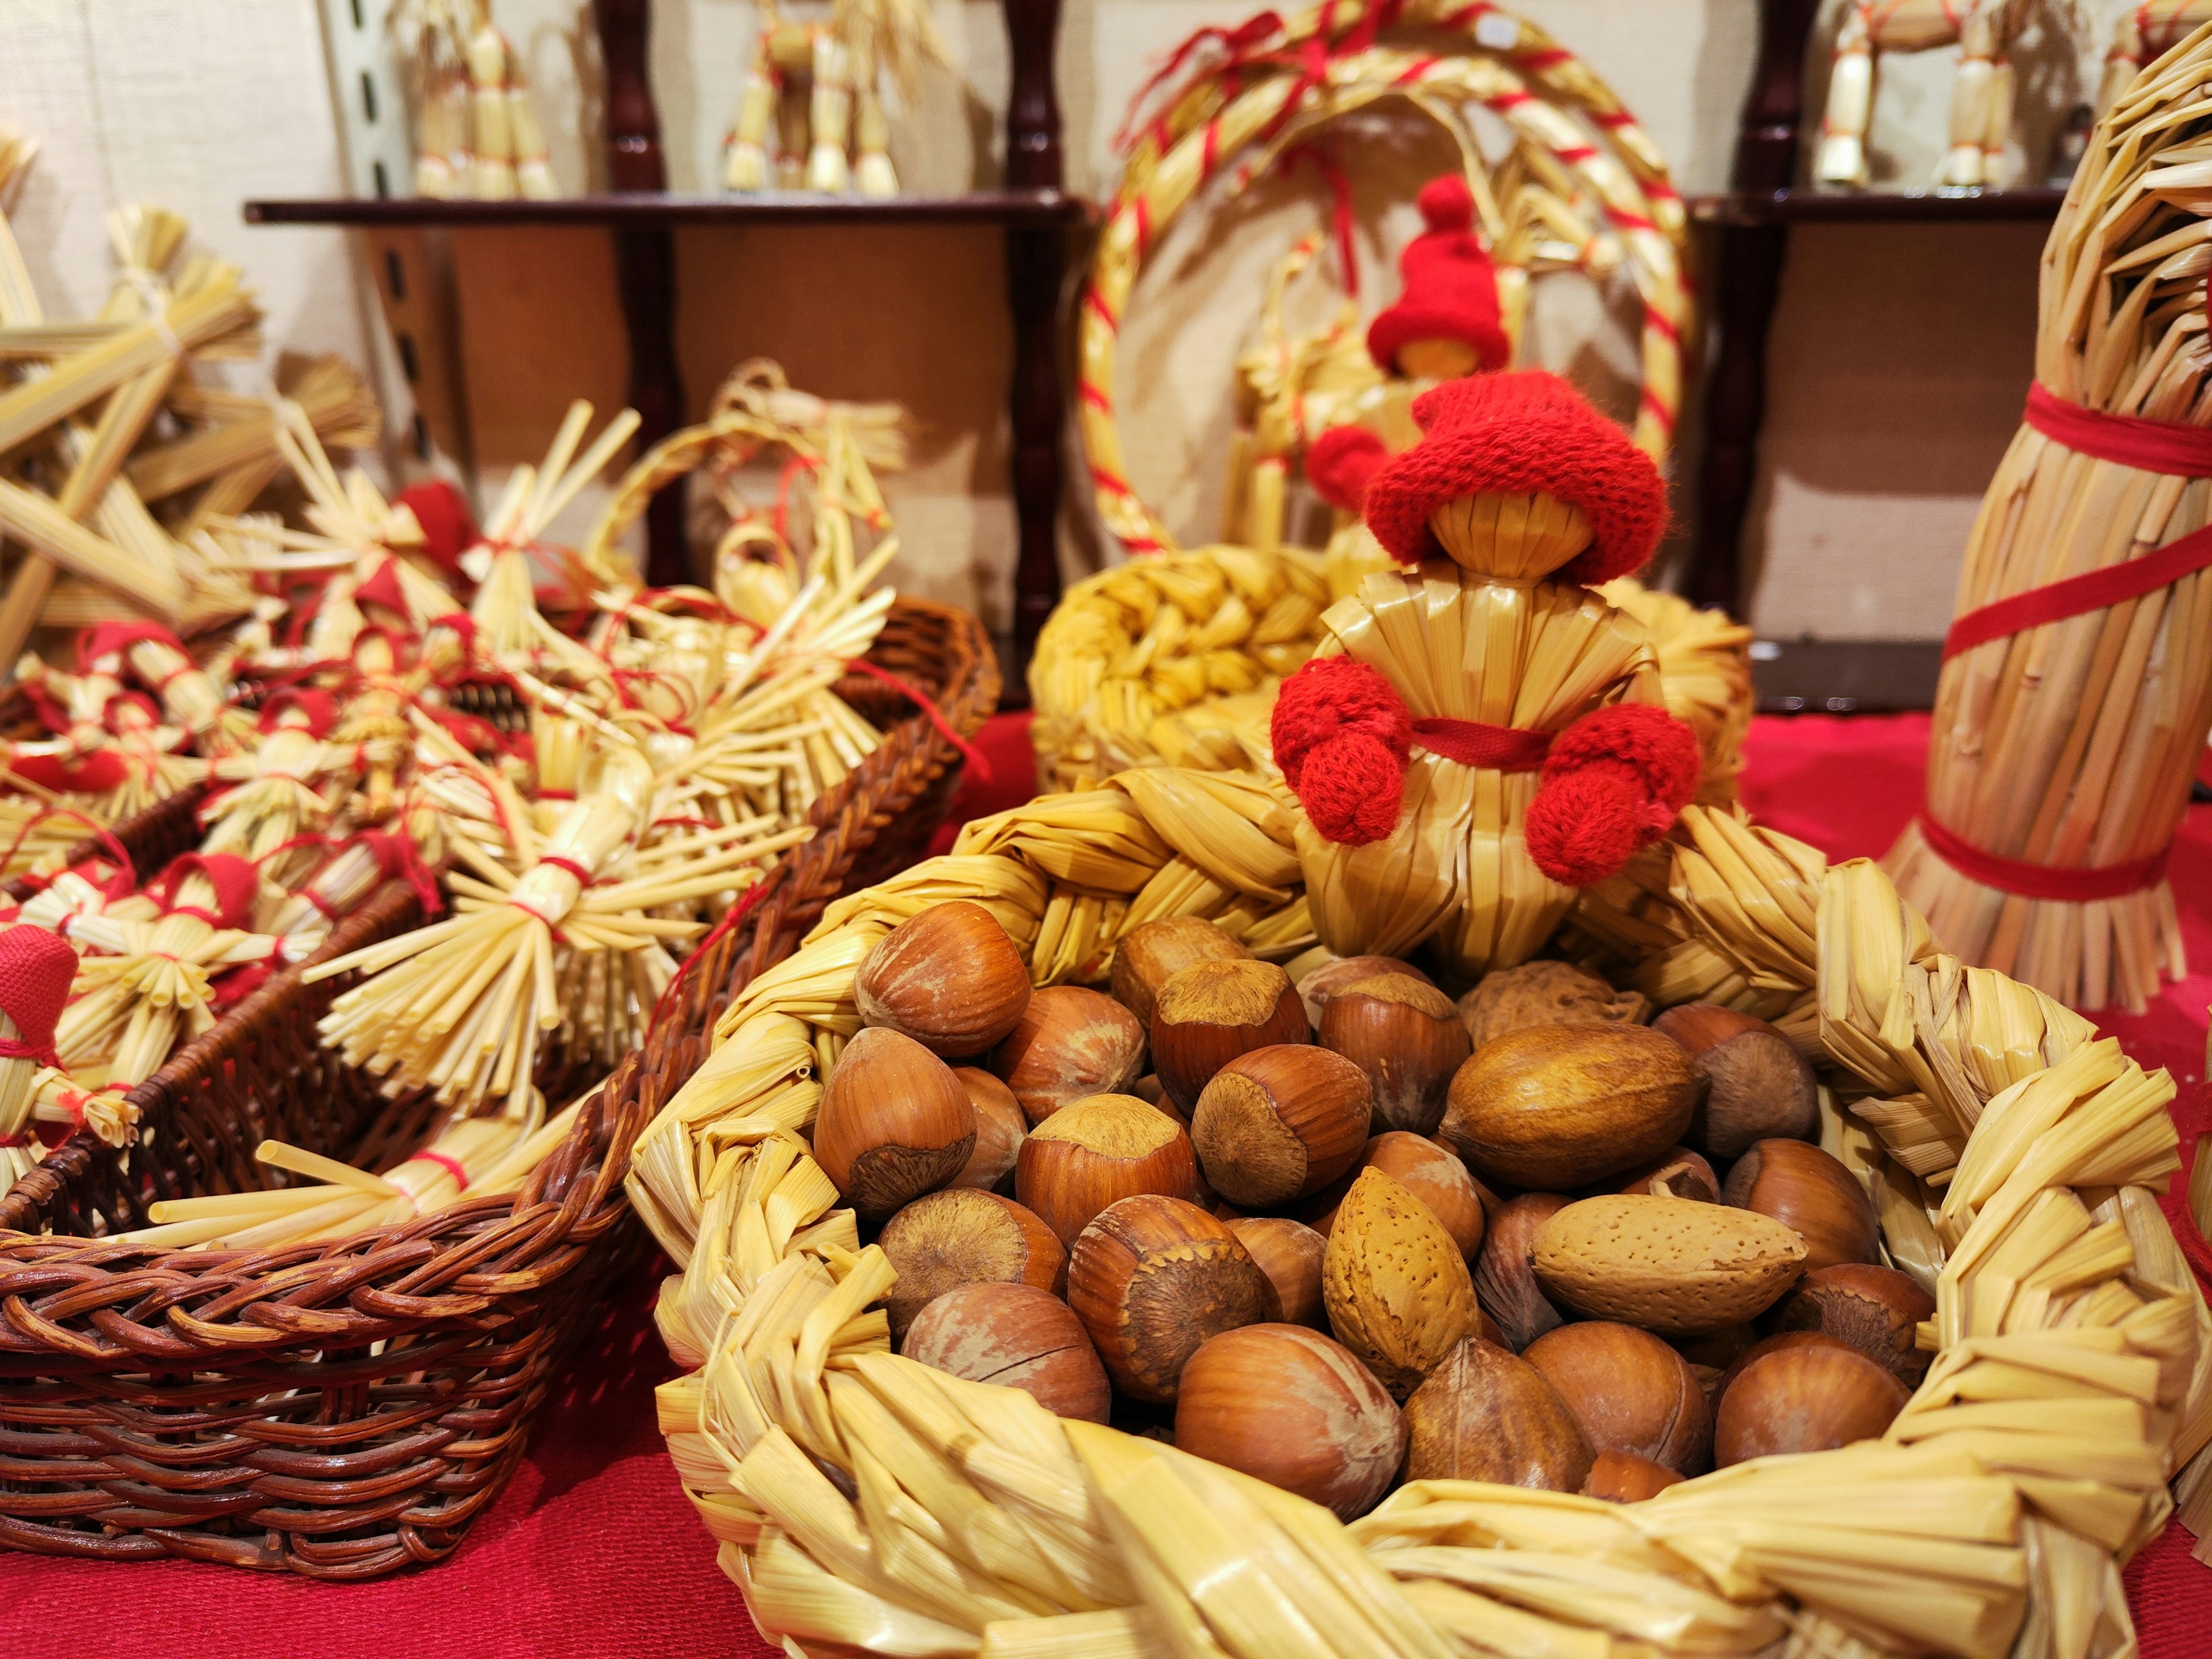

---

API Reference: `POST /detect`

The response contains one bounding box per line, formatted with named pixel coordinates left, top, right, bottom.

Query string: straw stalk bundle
left=1890, top=28, right=2212, bottom=1012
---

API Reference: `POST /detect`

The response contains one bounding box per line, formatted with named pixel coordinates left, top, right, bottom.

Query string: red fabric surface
left=0, top=709, right=2203, bottom=1657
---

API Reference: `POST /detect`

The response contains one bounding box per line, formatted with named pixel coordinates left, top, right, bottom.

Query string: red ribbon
left=1914, top=812, right=2169, bottom=903
left=648, top=873, right=776, bottom=1031
left=1285, top=143, right=1359, bottom=298
left=1943, top=521, right=2212, bottom=661
left=1411, top=717, right=1554, bottom=772
left=1113, top=11, right=1287, bottom=153
left=841, top=658, right=993, bottom=785
left=2022, top=382, right=2212, bottom=476
left=409, top=1149, right=470, bottom=1191
left=535, top=855, right=596, bottom=887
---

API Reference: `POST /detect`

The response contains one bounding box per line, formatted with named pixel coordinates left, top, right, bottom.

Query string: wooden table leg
left=1006, top=222, right=1065, bottom=700
left=1690, top=223, right=1789, bottom=616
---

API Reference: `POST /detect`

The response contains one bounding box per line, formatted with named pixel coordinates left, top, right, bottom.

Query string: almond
left=1531, top=1194, right=1806, bottom=1336
left=1321, top=1167, right=1476, bottom=1399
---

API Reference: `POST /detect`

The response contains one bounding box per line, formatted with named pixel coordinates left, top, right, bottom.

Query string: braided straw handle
left=1083, top=2, right=1690, bottom=556
left=634, top=786, right=2203, bottom=1659
left=581, top=411, right=824, bottom=581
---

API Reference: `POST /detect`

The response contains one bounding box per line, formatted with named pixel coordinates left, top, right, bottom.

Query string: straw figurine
left=391, top=0, right=558, bottom=200
left=1888, top=29, right=2212, bottom=1012
left=721, top=0, right=950, bottom=196
left=0, top=926, right=78, bottom=1187
left=1271, top=367, right=1699, bottom=975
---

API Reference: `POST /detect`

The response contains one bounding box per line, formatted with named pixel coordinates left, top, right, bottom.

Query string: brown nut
left=814, top=1027, right=977, bottom=1221
left=1191, top=1044, right=1370, bottom=1208
left=1226, top=1216, right=1328, bottom=1328
left=1722, top=1140, right=1878, bottom=1273
left=1652, top=1005, right=1820, bottom=1160
left=854, top=900, right=1033, bottom=1056
left=1714, top=1339, right=1908, bottom=1467
left=1532, top=1195, right=1807, bottom=1337
left=877, top=1189, right=1066, bottom=1342
left=1457, top=960, right=1648, bottom=1050
left=1016, top=1093, right=1199, bottom=1247
left=1321, top=1168, right=1478, bottom=1399
left=1770, top=1264, right=1936, bottom=1385
left=949, top=1067, right=1027, bottom=1192
left=1150, top=959, right=1308, bottom=1113
left=1441, top=1025, right=1699, bottom=1190
left=1067, top=1194, right=1279, bottom=1403
left=1320, top=975, right=1471, bottom=1134
left=1521, top=1321, right=1712, bottom=1475
left=1305, top=1133, right=1486, bottom=1261
left=1112, top=918, right=1251, bottom=1031
left=902, top=1282, right=1110, bottom=1422
left=991, top=987, right=1147, bottom=1126
left=1295, top=954, right=1437, bottom=1029
left=1175, top=1324, right=1406, bottom=1520
left=1608, top=1145, right=1719, bottom=1204
left=1472, top=1192, right=1571, bottom=1350
left=1581, top=1450, right=1684, bottom=1502
left=1715, top=1330, right=1852, bottom=1400
left=1400, top=1337, right=1593, bottom=1490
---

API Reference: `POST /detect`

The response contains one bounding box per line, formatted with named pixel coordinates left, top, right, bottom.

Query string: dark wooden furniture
left=1683, top=0, right=2066, bottom=633
left=250, top=0, right=1083, bottom=700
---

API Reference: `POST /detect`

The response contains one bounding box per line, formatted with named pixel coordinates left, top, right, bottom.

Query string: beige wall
left=0, top=0, right=2127, bottom=643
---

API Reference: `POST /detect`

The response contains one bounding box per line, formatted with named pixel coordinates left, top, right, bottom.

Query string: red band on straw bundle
left=2022, top=382, right=2212, bottom=476
left=1410, top=717, right=1554, bottom=772
left=410, top=1149, right=470, bottom=1190
left=1942, top=521, right=2212, bottom=660
left=1914, top=811, right=2169, bottom=902
left=536, top=855, right=596, bottom=887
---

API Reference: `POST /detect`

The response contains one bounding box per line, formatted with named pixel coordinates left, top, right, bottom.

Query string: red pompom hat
left=1366, top=175, right=1511, bottom=378
left=1361, top=369, right=1666, bottom=586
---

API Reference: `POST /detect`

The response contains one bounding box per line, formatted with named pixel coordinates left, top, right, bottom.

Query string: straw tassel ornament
left=0, top=927, right=78, bottom=1186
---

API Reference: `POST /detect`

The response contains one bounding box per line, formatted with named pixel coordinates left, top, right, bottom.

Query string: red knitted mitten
left=1270, top=655, right=1413, bottom=846
left=1524, top=703, right=1701, bottom=886
left=1305, top=426, right=1390, bottom=514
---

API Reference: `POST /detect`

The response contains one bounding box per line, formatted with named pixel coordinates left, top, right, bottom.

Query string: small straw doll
left=1272, top=369, right=1700, bottom=978
left=0, top=928, right=79, bottom=1187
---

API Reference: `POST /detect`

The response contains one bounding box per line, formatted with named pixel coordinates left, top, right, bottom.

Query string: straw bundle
left=626, top=762, right=2205, bottom=1659
left=1889, top=25, right=2212, bottom=1013
left=124, top=353, right=380, bottom=518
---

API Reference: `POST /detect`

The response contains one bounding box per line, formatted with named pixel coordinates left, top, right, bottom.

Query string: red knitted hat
left=0, top=926, right=76, bottom=1056
left=1306, top=426, right=1391, bottom=514
left=1362, top=369, right=1666, bottom=584
left=1366, top=176, right=1510, bottom=377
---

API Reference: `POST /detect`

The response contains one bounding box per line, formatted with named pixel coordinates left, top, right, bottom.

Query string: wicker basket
left=0, top=595, right=997, bottom=1577
left=637, top=777, right=2205, bottom=1658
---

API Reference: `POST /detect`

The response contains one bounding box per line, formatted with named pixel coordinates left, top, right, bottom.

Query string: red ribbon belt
left=1920, top=384, right=2212, bottom=902
left=1411, top=717, right=1552, bottom=771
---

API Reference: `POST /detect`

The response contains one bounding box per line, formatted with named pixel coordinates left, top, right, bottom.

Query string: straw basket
left=635, top=778, right=2207, bottom=1658
left=0, top=596, right=995, bottom=1577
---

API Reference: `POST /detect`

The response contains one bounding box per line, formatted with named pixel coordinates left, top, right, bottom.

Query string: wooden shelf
left=1687, top=187, right=2069, bottom=227
left=243, top=190, right=1093, bottom=229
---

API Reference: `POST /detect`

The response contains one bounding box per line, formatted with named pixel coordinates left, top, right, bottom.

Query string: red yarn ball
left=1306, top=426, right=1390, bottom=514
left=1271, top=656, right=1413, bottom=846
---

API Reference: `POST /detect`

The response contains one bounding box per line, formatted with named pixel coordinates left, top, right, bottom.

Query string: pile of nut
left=819, top=900, right=1932, bottom=1521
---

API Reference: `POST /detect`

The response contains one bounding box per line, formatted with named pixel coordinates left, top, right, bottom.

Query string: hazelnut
left=1652, top=1004, right=1819, bottom=1160
left=1714, top=1331, right=1851, bottom=1398
left=1225, top=1216, right=1327, bottom=1328
left=1305, top=1133, right=1486, bottom=1260
left=1521, top=1321, right=1713, bottom=1475
left=1015, top=1093, right=1199, bottom=1247
left=949, top=1067, right=1026, bottom=1192
left=1472, top=1192, right=1571, bottom=1350
left=1722, top=1139, right=1878, bottom=1272
left=877, top=1189, right=1066, bottom=1342
left=1069, top=1195, right=1279, bottom=1403
left=1321, top=1168, right=1478, bottom=1399
left=1457, top=960, right=1648, bottom=1050
left=813, top=1027, right=977, bottom=1221
left=1149, top=959, right=1307, bottom=1113
left=1191, top=1044, right=1370, bottom=1208
left=990, top=987, right=1147, bottom=1126
left=1319, top=975, right=1471, bottom=1134
left=1714, top=1339, right=1908, bottom=1467
left=1111, top=918, right=1251, bottom=1029
left=1175, top=1324, right=1406, bottom=1520
left=1294, top=954, right=1438, bottom=1033
left=1401, top=1337, right=1593, bottom=1491
left=902, top=1282, right=1111, bottom=1423
left=1581, top=1450, right=1684, bottom=1502
left=1770, top=1264, right=1936, bottom=1385
left=855, top=901, right=1033, bottom=1056
left=1441, top=1024, right=1699, bottom=1190
left=1608, top=1145, right=1719, bottom=1204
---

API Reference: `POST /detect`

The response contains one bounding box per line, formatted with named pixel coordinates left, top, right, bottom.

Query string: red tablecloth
left=0, top=711, right=2203, bottom=1657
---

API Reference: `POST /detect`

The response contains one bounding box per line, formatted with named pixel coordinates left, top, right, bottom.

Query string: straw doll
left=0, top=926, right=78, bottom=1187
left=1271, top=368, right=1700, bottom=978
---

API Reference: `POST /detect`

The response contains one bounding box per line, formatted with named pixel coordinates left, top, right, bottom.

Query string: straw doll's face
left=1429, top=488, right=1594, bottom=584
left=1395, top=338, right=1480, bottom=381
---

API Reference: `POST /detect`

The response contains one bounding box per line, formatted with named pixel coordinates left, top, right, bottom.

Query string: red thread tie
left=536, top=855, right=595, bottom=886
left=1915, top=812, right=2169, bottom=903
left=840, top=659, right=992, bottom=785
left=409, top=1149, right=470, bottom=1191
left=1410, top=717, right=1554, bottom=772
left=0, top=1037, right=59, bottom=1067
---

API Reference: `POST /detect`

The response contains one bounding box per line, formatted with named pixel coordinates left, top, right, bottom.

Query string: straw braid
left=1082, top=17, right=1689, bottom=555
left=631, top=781, right=2203, bottom=1659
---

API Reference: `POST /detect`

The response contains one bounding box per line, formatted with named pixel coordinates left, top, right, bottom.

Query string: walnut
left=1457, top=961, right=1649, bottom=1051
